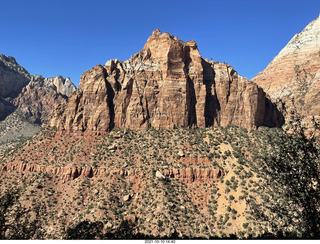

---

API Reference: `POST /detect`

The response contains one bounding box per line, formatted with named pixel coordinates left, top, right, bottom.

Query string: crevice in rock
left=184, top=46, right=197, bottom=127
left=202, top=60, right=217, bottom=127
left=122, top=78, right=134, bottom=126
left=102, top=68, right=115, bottom=131
left=186, top=76, right=197, bottom=127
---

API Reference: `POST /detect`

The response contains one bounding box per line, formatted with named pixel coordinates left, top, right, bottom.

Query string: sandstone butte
left=50, top=29, right=283, bottom=133
left=252, top=14, right=320, bottom=127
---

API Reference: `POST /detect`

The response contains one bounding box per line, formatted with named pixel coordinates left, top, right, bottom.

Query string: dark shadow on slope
left=201, top=59, right=220, bottom=127
left=102, top=67, right=115, bottom=131
left=183, top=46, right=197, bottom=127
left=186, top=76, right=197, bottom=126
left=0, top=97, right=15, bottom=121
left=248, top=114, right=320, bottom=238
left=263, top=97, right=285, bottom=128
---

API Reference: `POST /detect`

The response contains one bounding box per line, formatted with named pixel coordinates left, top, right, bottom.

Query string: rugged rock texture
left=163, top=167, right=223, bottom=183
left=51, top=30, right=282, bottom=133
left=0, top=162, right=222, bottom=183
left=0, top=54, right=76, bottom=124
left=0, top=54, right=31, bottom=98
left=0, top=97, right=14, bottom=120
left=13, top=75, right=76, bottom=124
left=252, top=15, right=320, bottom=126
left=45, top=75, right=76, bottom=96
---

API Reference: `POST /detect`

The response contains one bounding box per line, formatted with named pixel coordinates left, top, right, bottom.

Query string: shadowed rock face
left=51, top=30, right=282, bottom=133
left=13, top=75, right=76, bottom=124
left=0, top=54, right=76, bottom=124
left=0, top=54, right=31, bottom=98
left=252, top=15, right=320, bottom=126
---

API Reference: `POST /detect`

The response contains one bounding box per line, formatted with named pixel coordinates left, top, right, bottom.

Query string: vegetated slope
left=0, top=111, right=41, bottom=156
left=1, top=122, right=319, bottom=239
left=252, top=14, right=320, bottom=127
left=51, top=29, right=283, bottom=133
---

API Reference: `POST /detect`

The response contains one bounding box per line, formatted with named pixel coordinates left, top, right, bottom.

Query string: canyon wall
left=51, top=30, right=282, bottom=133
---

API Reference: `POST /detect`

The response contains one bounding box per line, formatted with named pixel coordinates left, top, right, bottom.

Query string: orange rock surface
left=51, top=30, right=282, bottom=132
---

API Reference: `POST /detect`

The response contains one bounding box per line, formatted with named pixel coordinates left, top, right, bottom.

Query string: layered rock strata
left=51, top=30, right=282, bottom=133
left=0, top=162, right=223, bottom=183
left=252, top=14, right=320, bottom=126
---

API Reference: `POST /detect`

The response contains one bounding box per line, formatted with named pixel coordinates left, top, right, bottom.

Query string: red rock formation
left=13, top=76, right=69, bottom=124
left=0, top=53, right=76, bottom=125
left=0, top=162, right=221, bottom=183
left=0, top=162, right=132, bottom=181
left=163, top=167, right=223, bottom=183
left=51, top=30, right=282, bottom=132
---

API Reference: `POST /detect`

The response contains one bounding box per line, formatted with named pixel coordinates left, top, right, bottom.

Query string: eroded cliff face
left=0, top=53, right=77, bottom=124
left=13, top=75, right=76, bottom=124
left=252, top=15, right=320, bottom=126
left=51, top=30, right=282, bottom=133
left=0, top=54, right=31, bottom=98
left=0, top=162, right=223, bottom=183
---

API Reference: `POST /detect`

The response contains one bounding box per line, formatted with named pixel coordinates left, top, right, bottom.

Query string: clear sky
left=0, top=0, right=319, bottom=87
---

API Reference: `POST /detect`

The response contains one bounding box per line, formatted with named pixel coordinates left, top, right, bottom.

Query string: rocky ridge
left=0, top=162, right=223, bottom=183
left=13, top=75, right=76, bottom=124
left=0, top=54, right=31, bottom=98
left=51, top=30, right=283, bottom=133
left=0, top=54, right=76, bottom=124
left=252, top=14, right=320, bottom=126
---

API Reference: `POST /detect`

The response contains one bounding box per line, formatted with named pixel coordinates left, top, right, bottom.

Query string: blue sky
left=0, top=0, right=319, bottom=87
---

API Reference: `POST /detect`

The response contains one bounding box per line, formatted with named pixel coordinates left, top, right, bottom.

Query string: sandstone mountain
left=0, top=54, right=31, bottom=119
left=252, top=14, right=320, bottom=126
left=0, top=27, right=319, bottom=240
left=51, top=30, right=283, bottom=133
left=13, top=75, right=76, bottom=124
left=0, top=54, right=76, bottom=124
left=0, top=54, right=31, bottom=98
left=0, top=54, right=76, bottom=153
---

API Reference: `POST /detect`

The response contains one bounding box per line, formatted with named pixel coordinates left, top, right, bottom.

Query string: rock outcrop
left=0, top=97, right=14, bottom=120
left=0, top=54, right=76, bottom=124
left=252, top=14, right=320, bottom=126
left=0, top=54, right=31, bottom=98
left=163, top=167, right=223, bottom=183
left=51, top=30, right=282, bottom=132
left=0, top=162, right=222, bottom=183
left=46, top=75, right=76, bottom=96
left=13, top=75, right=76, bottom=124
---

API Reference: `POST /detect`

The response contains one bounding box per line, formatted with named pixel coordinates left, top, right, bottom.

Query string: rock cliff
left=0, top=54, right=31, bottom=98
left=0, top=54, right=76, bottom=124
left=51, top=30, right=282, bottom=132
left=252, top=14, right=320, bottom=126
left=13, top=75, right=76, bottom=124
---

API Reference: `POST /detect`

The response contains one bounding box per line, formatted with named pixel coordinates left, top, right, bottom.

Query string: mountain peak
left=252, top=14, right=320, bottom=128
left=144, top=29, right=197, bottom=50
left=274, top=14, right=320, bottom=61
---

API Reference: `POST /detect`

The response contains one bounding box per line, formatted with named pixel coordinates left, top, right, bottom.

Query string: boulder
left=123, top=194, right=132, bottom=202
left=156, top=170, right=165, bottom=180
